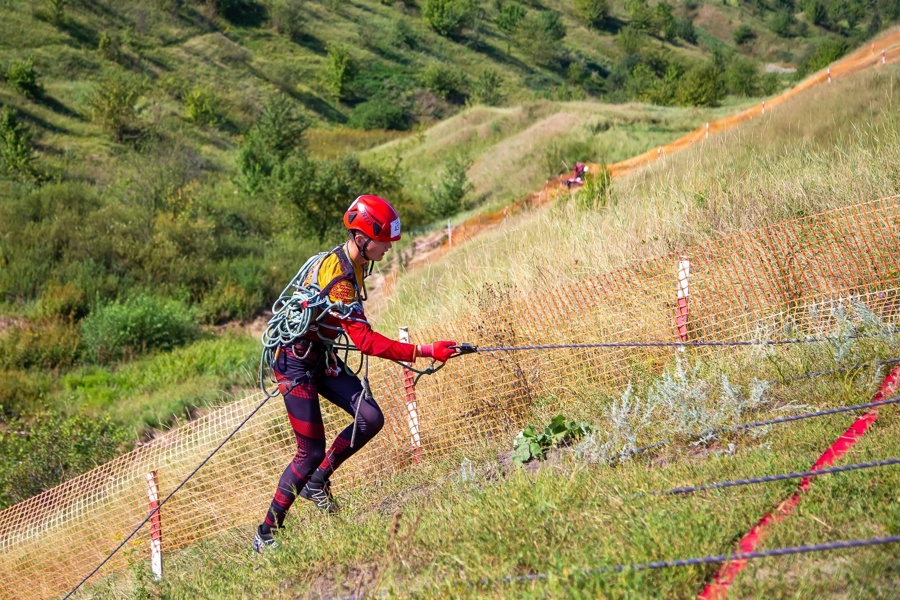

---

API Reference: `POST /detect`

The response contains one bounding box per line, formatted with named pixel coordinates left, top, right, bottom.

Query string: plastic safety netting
left=1, top=194, right=899, bottom=599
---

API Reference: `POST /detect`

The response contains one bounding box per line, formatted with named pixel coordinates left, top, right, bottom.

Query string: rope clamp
left=451, top=343, right=478, bottom=356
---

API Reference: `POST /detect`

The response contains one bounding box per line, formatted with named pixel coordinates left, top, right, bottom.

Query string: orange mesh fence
left=1, top=195, right=899, bottom=599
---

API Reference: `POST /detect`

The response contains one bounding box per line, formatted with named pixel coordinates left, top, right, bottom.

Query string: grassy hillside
left=69, top=57, right=900, bottom=600
left=0, top=0, right=897, bottom=508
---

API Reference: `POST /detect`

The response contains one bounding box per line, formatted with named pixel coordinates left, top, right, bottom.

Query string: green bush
left=426, top=154, right=473, bottom=219
left=348, top=98, right=410, bottom=130
left=4, top=58, right=42, bottom=99
left=422, top=0, right=476, bottom=38
left=675, top=63, right=724, bottom=107
left=0, top=108, right=40, bottom=183
left=800, top=38, right=849, bottom=76
left=732, top=24, right=755, bottom=45
left=495, top=1, right=526, bottom=53
left=0, top=410, right=130, bottom=510
left=324, top=43, right=356, bottom=101
left=575, top=165, right=612, bottom=210
left=470, top=68, right=505, bottom=106
left=512, top=414, right=594, bottom=466
left=237, top=94, right=308, bottom=192
left=0, top=319, right=81, bottom=370
left=184, top=86, right=224, bottom=126
left=420, top=62, right=468, bottom=101
left=675, top=17, right=697, bottom=44
left=0, top=369, right=50, bottom=419
left=724, top=55, right=759, bottom=96
left=97, top=31, right=121, bottom=62
left=573, top=0, right=609, bottom=28
left=270, top=0, right=304, bottom=40
left=514, top=11, right=567, bottom=65
left=80, top=294, right=199, bottom=363
left=89, top=69, right=144, bottom=142
left=36, top=281, right=88, bottom=320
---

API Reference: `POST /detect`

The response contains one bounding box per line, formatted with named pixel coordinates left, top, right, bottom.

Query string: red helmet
left=343, top=195, right=401, bottom=242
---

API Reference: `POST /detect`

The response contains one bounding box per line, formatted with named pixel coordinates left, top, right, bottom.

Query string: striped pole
left=399, top=327, right=423, bottom=463
left=146, top=471, right=162, bottom=581
left=675, top=258, right=690, bottom=352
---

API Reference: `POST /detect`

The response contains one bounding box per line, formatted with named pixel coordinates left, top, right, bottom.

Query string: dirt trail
left=366, top=29, right=900, bottom=316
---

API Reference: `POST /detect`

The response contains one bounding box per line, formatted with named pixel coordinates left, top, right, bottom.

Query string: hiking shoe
left=252, top=524, right=278, bottom=553
left=299, top=479, right=338, bottom=513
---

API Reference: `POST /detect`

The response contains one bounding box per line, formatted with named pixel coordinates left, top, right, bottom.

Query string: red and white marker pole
left=761, top=100, right=765, bottom=115
left=882, top=49, right=886, bottom=65
left=705, top=122, right=709, bottom=139
left=675, top=258, right=690, bottom=352
left=827, top=67, right=831, bottom=83
left=399, top=327, right=423, bottom=463
left=146, top=471, right=162, bottom=581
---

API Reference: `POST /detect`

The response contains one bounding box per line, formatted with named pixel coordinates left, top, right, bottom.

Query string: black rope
left=474, top=330, right=898, bottom=353
left=650, top=457, right=900, bottom=496
left=625, top=394, right=900, bottom=459
left=485, top=535, right=900, bottom=585
left=61, top=392, right=275, bottom=600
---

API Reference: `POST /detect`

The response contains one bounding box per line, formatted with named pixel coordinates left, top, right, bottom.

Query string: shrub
left=97, top=31, right=121, bottom=62
left=512, top=415, right=594, bottom=466
left=514, top=11, right=566, bottom=65
left=724, top=55, right=759, bottom=96
left=0, top=319, right=81, bottom=370
left=0, top=108, right=40, bottom=183
left=426, top=154, right=473, bottom=219
left=5, top=58, right=42, bottom=99
left=80, top=294, right=199, bottom=363
left=89, top=69, right=144, bottom=142
left=575, top=165, right=612, bottom=210
left=676, top=17, right=697, bottom=44
left=495, top=1, right=526, bottom=53
left=348, top=98, right=410, bottom=130
left=800, top=38, right=849, bottom=75
left=770, top=9, right=794, bottom=37
left=573, top=0, right=609, bottom=28
left=0, top=369, right=49, bottom=419
left=270, top=0, right=304, bottom=40
left=184, top=85, right=223, bottom=126
left=36, top=281, right=88, bottom=320
left=237, top=94, right=308, bottom=192
left=324, top=43, right=356, bottom=101
left=422, top=0, right=476, bottom=38
left=732, top=24, right=755, bottom=45
left=675, top=63, right=724, bottom=107
left=470, top=68, right=505, bottom=106
left=420, top=62, right=468, bottom=102
left=0, top=411, right=130, bottom=510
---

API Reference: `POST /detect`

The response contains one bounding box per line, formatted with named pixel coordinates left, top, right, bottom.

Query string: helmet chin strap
left=350, top=230, right=373, bottom=262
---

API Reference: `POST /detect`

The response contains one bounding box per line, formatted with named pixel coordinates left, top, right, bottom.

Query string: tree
left=422, top=0, right=476, bottom=38
left=324, top=43, right=356, bottom=101
left=89, top=69, right=144, bottom=142
left=573, top=0, right=609, bottom=29
left=495, top=1, right=526, bottom=53
left=724, top=55, right=759, bottom=96
left=733, top=24, right=756, bottom=45
left=237, top=94, right=308, bottom=192
left=675, top=63, right=724, bottom=107
left=514, top=11, right=566, bottom=65
left=274, top=153, right=405, bottom=243
left=0, top=108, right=40, bottom=183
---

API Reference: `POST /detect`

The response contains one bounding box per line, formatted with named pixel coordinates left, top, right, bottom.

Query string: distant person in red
left=254, top=195, right=456, bottom=552
left=565, top=163, right=589, bottom=188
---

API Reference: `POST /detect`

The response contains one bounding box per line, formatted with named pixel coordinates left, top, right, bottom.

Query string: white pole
left=827, top=67, right=831, bottom=83
left=398, top=327, right=423, bottom=460
left=705, top=122, right=709, bottom=139
left=676, top=259, right=690, bottom=353
left=146, top=471, right=162, bottom=581
left=447, top=221, right=452, bottom=247
left=761, top=100, right=765, bottom=115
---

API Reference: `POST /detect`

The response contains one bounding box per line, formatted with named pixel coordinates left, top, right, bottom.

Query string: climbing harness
left=258, top=244, right=370, bottom=398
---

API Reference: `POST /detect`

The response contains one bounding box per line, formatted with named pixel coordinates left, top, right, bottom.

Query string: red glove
left=417, top=341, right=457, bottom=362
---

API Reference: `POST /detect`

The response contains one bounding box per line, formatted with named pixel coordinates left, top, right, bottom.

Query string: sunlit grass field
left=78, top=64, right=900, bottom=599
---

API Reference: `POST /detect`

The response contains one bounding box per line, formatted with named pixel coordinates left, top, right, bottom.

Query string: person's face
left=362, top=236, right=393, bottom=262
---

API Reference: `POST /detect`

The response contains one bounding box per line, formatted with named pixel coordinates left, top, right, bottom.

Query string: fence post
left=676, top=258, right=690, bottom=353
left=705, top=122, right=709, bottom=139
left=447, top=221, right=452, bottom=247
left=883, top=49, right=886, bottom=65
left=399, top=327, right=423, bottom=463
left=761, top=100, right=765, bottom=115
left=146, top=471, right=162, bottom=581
left=827, top=67, right=831, bottom=83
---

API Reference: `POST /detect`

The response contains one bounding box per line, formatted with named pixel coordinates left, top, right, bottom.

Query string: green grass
left=89, top=334, right=900, bottom=599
